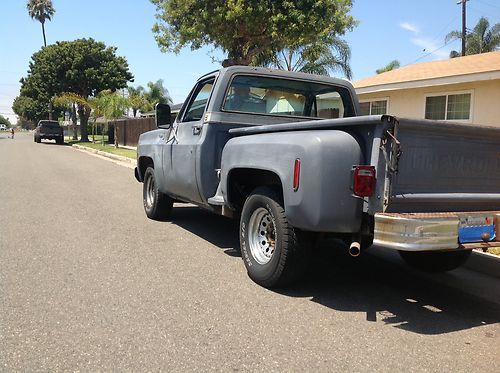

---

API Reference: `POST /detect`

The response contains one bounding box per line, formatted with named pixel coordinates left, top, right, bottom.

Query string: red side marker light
left=293, top=159, right=301, bottom=191
left=353, top=165, right=376, bottom=197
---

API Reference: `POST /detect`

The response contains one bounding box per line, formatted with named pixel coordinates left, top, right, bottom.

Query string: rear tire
left=240, top=187, right=308, bottom=288
left=399, top=250, right=472, bottom=272
left=143, top=167, right=173, bottom=220
left=35, top=136, right=41, bottom=143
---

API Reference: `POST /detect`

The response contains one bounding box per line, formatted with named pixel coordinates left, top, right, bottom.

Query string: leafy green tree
left=17, top=118, right=36, bottom=130
left=27, top=0, right=55, bottom=47
left=446, top=17, right=500, bottom=58
left=143, top=79, right=172, bottom=107
left=17, top=38, right=133, bottom=141
left=12, top=95, right=62, bottom=124
left=376, top=60, right=400, bottom=74
left=256, top=37, right=352, bottom=78
left=0, top=115, right=11, bottom=127
left=151, top=0, right=356, bottom=66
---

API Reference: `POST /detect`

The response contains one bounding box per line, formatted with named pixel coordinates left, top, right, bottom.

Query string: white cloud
left=400, top=22, right=420, bottom=34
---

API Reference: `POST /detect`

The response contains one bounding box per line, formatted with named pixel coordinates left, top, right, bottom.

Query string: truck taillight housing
left=353, top=165, right=376, bottom=197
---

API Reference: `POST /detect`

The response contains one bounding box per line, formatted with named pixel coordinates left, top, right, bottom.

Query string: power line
left=475, top=0, right=500, bottom=10
left=428, top=15, right=460, bottom=44
left=405, top=40, right=456, bottom=65
left=467, top=5, right=500, bottom=22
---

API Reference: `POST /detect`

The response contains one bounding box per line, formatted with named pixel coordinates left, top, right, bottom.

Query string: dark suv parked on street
left=34, top=120, right=64, bottom=144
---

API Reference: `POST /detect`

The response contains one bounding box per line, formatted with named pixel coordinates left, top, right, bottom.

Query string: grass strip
left=67, top=137, right=136, bottom=159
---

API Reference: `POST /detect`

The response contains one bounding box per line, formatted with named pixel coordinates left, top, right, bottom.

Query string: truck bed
left=230, top=115, right=500, bottom=214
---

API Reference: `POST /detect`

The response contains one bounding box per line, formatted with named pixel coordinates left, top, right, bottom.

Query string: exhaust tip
left=349, top=241, right=361, bottom=257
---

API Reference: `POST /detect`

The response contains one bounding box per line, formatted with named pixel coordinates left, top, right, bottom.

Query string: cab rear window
left=222, top=75, right=354, bottom=119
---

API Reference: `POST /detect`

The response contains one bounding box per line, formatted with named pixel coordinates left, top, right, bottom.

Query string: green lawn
left=486, top=247, right=500, bottom=256
left=66, top=136, right=136, bottom=159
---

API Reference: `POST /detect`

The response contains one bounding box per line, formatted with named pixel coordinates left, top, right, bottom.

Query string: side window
left=182, top=80, right=214, bottom=122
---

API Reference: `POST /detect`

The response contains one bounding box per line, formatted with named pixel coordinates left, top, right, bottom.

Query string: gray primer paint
left=136, top=66, right=500, bottom=236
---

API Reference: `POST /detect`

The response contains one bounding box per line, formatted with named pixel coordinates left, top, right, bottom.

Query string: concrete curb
left=71, top=144, right=135, bottom=169
left=464, top=250, right=500, bottom=279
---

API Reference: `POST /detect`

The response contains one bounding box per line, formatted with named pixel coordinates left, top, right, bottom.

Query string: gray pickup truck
left=135, top=66, right=500, bottom=288
left=34, top=120, right=64, bottom=144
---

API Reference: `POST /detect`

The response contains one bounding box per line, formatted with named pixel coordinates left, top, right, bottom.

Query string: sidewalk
left=71, top=143, right=135, bottom=169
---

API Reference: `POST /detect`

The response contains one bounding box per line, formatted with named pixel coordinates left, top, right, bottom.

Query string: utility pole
left=458, top=0, right=469, bottom=56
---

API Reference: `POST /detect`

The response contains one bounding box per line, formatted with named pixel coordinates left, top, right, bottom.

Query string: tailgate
left=385, top=118, right=500, bottom=213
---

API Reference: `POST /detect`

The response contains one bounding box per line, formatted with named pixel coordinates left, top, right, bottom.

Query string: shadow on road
left=169, top=205, right=500, bottom=335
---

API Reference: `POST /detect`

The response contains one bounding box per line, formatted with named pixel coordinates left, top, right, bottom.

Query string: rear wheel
left=143, top=167, right=173, bottom=220
left=399, top=250, right=472, bottom=272
left=35, top=136, right=41, bottom=143
left=57, top=137, right=64, bottom=145
left=240, top=187, right=308, bottom=288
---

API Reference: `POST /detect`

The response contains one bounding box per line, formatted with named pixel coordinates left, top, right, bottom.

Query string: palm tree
left=54, top=91, right=129, bottom=143
left=376, top=60, right=400, bottom=74
left=446, top=17, right=500, bottom=58
left=143, top=80, right=173, bottom=107
left=27, top=0, right=55, bottom=47
left=127, top=86, right=150, bottom=117
left=255, top=37, right=352, bottom=79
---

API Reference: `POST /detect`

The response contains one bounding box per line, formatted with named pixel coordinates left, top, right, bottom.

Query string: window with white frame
left=359, top=99, right=388, bottom=115
left=425, top=92, right=472, bottom=120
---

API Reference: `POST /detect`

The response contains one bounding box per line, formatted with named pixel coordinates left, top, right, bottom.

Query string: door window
left=182, top=80, right=214, bottom=122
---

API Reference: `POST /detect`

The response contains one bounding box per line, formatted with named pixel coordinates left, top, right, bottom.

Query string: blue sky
left=1, top=0, right=498, bottom=124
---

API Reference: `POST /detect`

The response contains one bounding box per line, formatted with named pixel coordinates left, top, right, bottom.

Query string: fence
left=112, top=117, right=156, bottom=147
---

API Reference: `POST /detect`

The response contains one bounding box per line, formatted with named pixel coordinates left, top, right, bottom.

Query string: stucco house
left=353, top=51, right=500, bottom=127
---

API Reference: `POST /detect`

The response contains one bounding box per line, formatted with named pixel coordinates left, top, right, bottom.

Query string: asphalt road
left=1, top=133, right=499, bottom=372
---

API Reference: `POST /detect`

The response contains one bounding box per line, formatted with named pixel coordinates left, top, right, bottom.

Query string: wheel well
left=138, top=156, right=154, bottom=181
left=227, top=168, right=283, bottom=211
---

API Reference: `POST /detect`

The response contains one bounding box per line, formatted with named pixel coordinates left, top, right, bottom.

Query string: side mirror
left=155, top=103, right=172, bottom=129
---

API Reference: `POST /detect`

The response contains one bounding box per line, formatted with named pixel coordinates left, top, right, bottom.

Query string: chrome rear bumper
left=374, top=212, right=500, bottom=251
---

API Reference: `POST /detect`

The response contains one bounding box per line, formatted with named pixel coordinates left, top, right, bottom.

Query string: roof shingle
left=354, top=51, right=500, bottom=89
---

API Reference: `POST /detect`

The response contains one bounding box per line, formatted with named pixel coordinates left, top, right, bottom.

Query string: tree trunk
left=77, top=103, right=91, bottom=142
left=71, top=104, right=78, bottom=140
left=133, top=108, right=137, bottom=117
left=41, top=22, right=47, bottom=47
left=48, top=101, right=53, bottom=120
left=222, top=57, right=250, bottom=67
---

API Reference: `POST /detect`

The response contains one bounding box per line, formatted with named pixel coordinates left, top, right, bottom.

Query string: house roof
left=354, top=51, right=500, bottom=93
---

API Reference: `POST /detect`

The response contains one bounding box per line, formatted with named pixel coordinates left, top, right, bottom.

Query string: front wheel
left=240, top=187, right=307, bottom=288
left=399, top=250, right=472, bottom=272
left=143, top=167, right=173, bottom=220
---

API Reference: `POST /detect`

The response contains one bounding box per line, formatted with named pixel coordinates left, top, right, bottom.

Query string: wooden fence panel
left=111, top=117, right=156, bottom=147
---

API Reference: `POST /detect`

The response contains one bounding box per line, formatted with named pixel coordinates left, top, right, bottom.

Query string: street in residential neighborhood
left=2, top=0, right=500, bottom=371
left=1, top=133, right=499, bottom=371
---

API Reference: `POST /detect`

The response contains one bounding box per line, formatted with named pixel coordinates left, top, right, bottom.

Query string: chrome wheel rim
left=248, top=207, right=276, bottom=265
left=145, top=174, right=155, bottom=208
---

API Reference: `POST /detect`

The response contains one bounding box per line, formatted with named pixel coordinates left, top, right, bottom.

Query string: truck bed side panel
left=221, top=130, right=364, bottom=232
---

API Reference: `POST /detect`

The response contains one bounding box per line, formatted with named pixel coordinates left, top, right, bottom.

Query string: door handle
left=192, top=125, right=202, bottom=135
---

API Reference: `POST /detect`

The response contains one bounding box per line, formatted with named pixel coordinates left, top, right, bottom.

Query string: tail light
left=353, top=165, right=376, bottom=197
left=293, top=159, right=301, bottom=191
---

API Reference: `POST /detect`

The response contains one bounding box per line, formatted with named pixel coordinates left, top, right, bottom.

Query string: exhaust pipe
left=349, top=241, right=361, bottom=257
